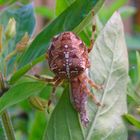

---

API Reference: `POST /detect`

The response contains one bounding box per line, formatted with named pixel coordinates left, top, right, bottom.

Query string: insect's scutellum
left=46, top=30, right=101, bottom=126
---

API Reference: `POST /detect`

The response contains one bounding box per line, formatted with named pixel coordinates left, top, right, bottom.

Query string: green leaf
left=0, top=122, right=5, bottom=140
left=0, top=79, right=46, bottom=114
left=123, top=114, right=140, bottom=129
left=35, top=6, right=54, bottom=19
left=128, top=51, right=138, bottom=83
left=0, top=0, right=14, bottom=5
left=29, top=111, right=48, bottom=140
left=136, top=51, right=140, bottom=82
left=44, top=85, right=84, bottom=140
left=55, top=0, right=74, bottom=16
left=98, top=0, right=128, bottom=24
left=127, top=80, right=140, bottom=104
left=10, top=55, right=45, bottom=84
left=84, top=12, right=128, bottom=140
left=55, top=0, right=92, bottom=46
left=0, top=0, right=30, bottom=5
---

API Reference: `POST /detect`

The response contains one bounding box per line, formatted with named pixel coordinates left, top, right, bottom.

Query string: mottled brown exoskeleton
left=35, top=13, right=102, bottom=126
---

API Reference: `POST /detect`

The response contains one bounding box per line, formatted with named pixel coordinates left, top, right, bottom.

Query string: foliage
left=0, top=0, right=139, bottom=140
left=0, top=3, right=35, bottom=76
left=35, top=6, right=55, bottom=19
left=123, top=114, right=140, bottom=129
left=126, top=52, right=140, bottom=131
left=0, top=0, right=30, bottom=5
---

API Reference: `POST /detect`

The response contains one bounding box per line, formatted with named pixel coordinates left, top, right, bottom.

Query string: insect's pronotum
left=35, top=13, right=102, bottom=126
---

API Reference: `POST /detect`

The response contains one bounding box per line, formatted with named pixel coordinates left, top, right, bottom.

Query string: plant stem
left=0, top=73, right=15, bottom=140
left=1, top=111, right=16, bottom=140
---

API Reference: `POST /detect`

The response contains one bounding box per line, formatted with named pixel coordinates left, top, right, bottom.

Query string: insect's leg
left=80, top=81, right=101, bottom=106
left=79, top=76, right=100, bottom=105
left=79, top=74, right=102, bottom=90
left=34, top=74, right=58, bottom=83
left=87, top=78, right=103, bottom=90
left=51, top=78, right=62, bottom=98
left=48, top=78, right=63, bottom=112
left=88, top=10, right=96, bottom=53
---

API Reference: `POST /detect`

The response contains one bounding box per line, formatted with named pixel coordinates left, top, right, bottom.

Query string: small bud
left=16, top=32, right=29, bottom=52
left=5, top=18, right=16, bottom=39
left=5, top=32, right=30, bottom=61
left=29, top=96, right=48, bottom=111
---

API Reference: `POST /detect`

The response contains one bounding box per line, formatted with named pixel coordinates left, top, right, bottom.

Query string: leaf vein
left=85, top=38, right=117, bottom=140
